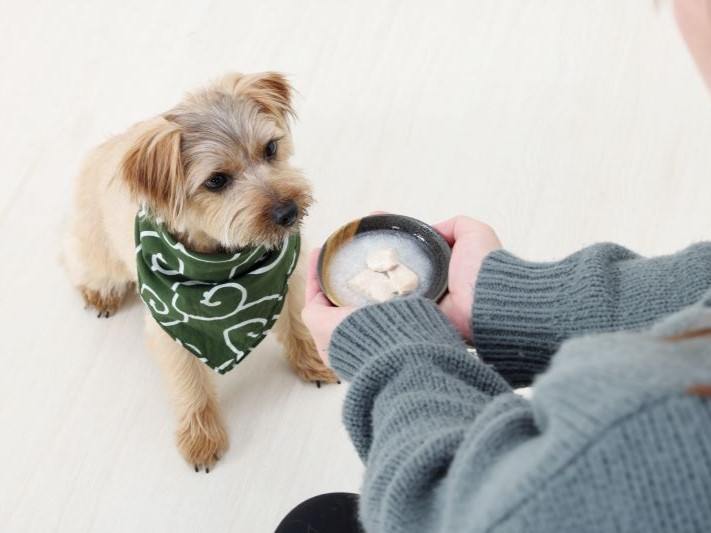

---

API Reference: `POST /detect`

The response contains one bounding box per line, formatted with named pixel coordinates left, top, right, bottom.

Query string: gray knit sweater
left=329, top=243, right=711, bottom=533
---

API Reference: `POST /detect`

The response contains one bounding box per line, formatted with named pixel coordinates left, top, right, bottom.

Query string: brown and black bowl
left=317, top=214, right=451, bottom=307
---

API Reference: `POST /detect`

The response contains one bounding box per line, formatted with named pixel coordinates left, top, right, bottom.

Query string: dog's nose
left=271, top=201, right=298, bottom=227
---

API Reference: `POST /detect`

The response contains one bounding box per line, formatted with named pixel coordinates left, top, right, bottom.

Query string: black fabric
left=275, top=493, right=364, bottom=533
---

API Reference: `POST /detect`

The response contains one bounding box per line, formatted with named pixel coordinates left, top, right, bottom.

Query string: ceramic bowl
left=317, top=214, right=451, bottom=307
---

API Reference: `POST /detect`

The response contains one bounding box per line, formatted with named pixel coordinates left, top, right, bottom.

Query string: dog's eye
left=265, top=140, right=278, bottom=160
left=204, top=173, right=231, bottom=191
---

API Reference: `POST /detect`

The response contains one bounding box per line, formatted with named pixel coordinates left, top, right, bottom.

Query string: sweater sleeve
left=472, top=242, right=711, bottom=387
left=328, top=297, right=520, bottom=532
left=328, top=294, right=711, bottom=533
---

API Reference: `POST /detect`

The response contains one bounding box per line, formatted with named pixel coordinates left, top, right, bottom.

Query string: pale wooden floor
left=1, top=1, right=710, bottom=532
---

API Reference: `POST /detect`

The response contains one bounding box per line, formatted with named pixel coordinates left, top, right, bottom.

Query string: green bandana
left=135, top=211, right=300, bottom=374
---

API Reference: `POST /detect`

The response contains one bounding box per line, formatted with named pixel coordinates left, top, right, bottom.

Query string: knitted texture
left=329, top=295, right=711, bottom=533
left=472, top=242, right=711, bottom=387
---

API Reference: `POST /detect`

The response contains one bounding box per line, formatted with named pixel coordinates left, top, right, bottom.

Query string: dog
left=63, top=72, right=338, bottom=471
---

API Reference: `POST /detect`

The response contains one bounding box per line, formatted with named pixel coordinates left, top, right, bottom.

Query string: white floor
left=1, top=1, right=710, bottom=532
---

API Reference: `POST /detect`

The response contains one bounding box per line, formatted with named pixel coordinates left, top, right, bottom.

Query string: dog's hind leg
left=63, top=216, right=134, bottom=317
left=62, top=156, right=136, bottom=317
left=146, top=317, right=228, bottom=471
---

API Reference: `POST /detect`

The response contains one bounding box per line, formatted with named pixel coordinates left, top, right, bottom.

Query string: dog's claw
left=337, top=380, right=341, bottom=384
left=316, top=380, right=321, bottom=389
left=193, top=463, right=214, bottom=473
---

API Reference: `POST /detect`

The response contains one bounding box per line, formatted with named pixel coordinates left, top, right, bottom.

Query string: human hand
left=433, top=216, right=502, bottom=342
left=301, top=248, right=356, bottom=366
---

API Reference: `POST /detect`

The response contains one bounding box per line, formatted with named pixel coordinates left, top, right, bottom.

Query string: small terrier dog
left=63, top=72, right=337, bottom=471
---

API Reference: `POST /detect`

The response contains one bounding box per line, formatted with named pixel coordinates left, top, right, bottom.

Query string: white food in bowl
left=330, top=232, right=432, bottom=307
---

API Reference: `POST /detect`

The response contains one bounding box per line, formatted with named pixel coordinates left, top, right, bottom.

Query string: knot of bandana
left=135, top=212, right=300, bottom=374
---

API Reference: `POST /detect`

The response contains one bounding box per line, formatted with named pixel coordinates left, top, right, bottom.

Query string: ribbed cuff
left=329, top=297, right=467, bottom=381
left=471, top=250, right=571, bottom=386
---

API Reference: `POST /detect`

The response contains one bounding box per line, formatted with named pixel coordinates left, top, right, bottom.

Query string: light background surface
left=1, top=1, right=709, bottom=532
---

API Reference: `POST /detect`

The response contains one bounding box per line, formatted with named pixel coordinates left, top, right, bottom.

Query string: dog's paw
left=286, top=336, right=341, bottom=386
left=295, top=365, right=340, bottom=386
left=80, top=285, right=127, bottom=318
left=176, top=402, right=229, bottom=473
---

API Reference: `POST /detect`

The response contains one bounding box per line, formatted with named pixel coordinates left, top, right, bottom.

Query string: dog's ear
left=227, top=71, right=295, bottom=122
left=119, top=118, right=185, bottom=217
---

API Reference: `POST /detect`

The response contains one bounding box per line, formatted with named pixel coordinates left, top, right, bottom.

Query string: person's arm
left=328, top=298, right=520, bottom=532
left=472, top=242, right=711, bottom=387
left=431, top=216, right=711, bottom=387
left=328, top=294, right=711, bottom=532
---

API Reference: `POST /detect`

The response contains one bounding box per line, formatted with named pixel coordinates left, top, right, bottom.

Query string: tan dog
left=63, top=72, right=337, bottom=471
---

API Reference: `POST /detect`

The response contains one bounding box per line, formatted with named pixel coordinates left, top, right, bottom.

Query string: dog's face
left=120, top=72, right=312, bottom=252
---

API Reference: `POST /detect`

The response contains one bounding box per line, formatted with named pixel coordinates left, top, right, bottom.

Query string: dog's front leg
left=145, top=316, right=228, bottom=471
left=275, top=248, right=339, bottom=386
